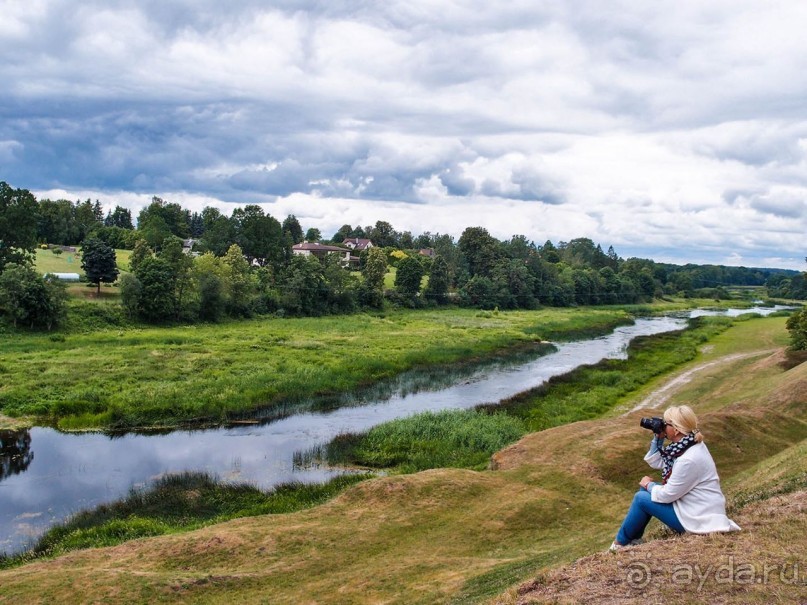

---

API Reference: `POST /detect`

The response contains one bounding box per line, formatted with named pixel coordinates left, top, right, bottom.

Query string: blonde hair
left=664, top=405, right=704, bottom=443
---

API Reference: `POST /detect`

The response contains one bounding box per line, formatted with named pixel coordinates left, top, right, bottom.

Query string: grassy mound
left=2, top=472, right=369, bottom=566
left=515, top=489, right=807, bottom=604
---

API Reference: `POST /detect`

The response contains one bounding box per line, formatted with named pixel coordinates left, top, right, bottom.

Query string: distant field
left=34, top=248, right=84, bottom=277
left=34, top=248, right=132, bottom=278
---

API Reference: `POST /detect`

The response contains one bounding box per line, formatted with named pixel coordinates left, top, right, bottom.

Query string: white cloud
left=5, top=1, right=807, bottom=269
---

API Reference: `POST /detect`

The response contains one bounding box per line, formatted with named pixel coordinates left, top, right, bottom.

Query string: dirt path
left=628, top=349, right=779, bottom=412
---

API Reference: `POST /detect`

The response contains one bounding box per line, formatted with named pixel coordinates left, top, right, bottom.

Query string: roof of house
left=293, top=242, right=350, bottom=252
left=342, top=238, right=373, bottom=250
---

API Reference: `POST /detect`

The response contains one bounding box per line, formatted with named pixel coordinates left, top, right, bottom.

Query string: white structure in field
left=46, top=273, right=81, bottom=281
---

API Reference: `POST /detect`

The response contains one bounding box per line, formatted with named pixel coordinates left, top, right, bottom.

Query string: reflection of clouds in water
left=688, top=305, right=794, bottom=318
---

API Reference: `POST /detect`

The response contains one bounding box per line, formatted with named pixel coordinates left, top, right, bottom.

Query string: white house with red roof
left=341, top=238, right=374, bottom=252
left=292, top=242, right=351, bottom=265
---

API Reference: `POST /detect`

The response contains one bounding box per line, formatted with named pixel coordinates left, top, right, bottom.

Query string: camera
left=640, top=416, right=666, bottom=433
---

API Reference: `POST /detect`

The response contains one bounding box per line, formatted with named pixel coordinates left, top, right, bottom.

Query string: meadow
left=0, top=306, right=635, bottom=430
left=1, top=315, right=803, bottom=604
left=34, top=247, right=133, bottom=277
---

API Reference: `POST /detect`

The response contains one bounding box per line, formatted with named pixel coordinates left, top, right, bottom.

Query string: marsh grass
left=500, top=316, right=734, bottom=431
left=324, top=409, right=527, bottom=473
left=324, top=316, right=735, bottom=472
left=0, top=308, right=629, bottom=430
left=0, top=471, right=369, bottom=567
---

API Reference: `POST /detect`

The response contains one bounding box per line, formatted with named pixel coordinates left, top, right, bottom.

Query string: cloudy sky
left=2, top=1, right=806, bottom=269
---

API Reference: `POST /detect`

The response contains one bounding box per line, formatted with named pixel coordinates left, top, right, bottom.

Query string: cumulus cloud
left=3, top=1, right=807, bottom=269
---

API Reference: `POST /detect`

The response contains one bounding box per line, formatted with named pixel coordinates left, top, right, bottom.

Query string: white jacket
left=645, top=441, right=741, bottom=534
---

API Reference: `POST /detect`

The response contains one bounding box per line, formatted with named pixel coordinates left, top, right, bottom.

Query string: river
left=0, top=306, right=790, bottom=554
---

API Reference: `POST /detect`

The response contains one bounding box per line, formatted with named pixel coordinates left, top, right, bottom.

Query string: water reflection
left=0, top=430, right=33, bottom=482
left=687, top=304, right=795, bottom=318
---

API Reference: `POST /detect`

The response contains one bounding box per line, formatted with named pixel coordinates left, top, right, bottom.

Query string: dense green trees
left=394, top=256, right=425, bottom=297
left=359, top=247, right=387, bottom=308
left=282, top=215, right=304, bottom=245
left=0, top=264, right=67, bottom=330
left=786, top=307, right=807, bottom=350
left=2, top=180, right=805, bottom=328
left=232, top=205, right=285, bottom=267
left=304, top=227, right=322, bottom=242
left=424, top=256, right=450, bottom=304
left=0, top=182, right=39, bottom=272
left=104, top=205, right=134, bottom=230
left=785, top=262, right=807, bottom=350
left=458, top=227, right=502, bottom=279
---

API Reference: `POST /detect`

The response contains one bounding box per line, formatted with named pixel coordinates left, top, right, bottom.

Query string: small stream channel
left=0, top=307, right=790, bottom=554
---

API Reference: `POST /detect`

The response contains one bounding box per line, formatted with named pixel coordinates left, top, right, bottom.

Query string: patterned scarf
left=660, top=432, right=698, bottom=484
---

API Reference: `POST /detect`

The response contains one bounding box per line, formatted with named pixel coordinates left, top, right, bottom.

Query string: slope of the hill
left=0, top=318, right=804, bottom=604
left=513, top=486, right=807, bottom=604
left=507, top=346, right=807, bottom=604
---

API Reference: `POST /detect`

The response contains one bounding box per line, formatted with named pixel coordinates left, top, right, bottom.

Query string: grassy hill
left=33, top=247, right=132, bottom=301
left=34, top=247, right=132, bottom=277
left=0, top=317, right=804, bottom=603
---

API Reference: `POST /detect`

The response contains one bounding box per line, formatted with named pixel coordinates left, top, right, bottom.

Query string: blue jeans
left=616, top=489, right=686, bottom=545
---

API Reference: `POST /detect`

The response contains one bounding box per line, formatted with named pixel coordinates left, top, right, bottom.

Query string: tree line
left=0, top=181, right=803, bottom=330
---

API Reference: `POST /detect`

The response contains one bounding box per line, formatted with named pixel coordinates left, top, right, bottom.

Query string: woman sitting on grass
left=610, top=405, right=740, bottom=551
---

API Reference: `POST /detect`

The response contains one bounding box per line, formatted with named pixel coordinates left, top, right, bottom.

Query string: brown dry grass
left=515, top=490, right=807, bottom=605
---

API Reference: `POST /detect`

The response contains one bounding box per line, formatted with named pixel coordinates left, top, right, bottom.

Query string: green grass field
left=0, top=307, right=633, bottom=430
left=34, top=247, right=84, bottom=276
left=34, top=247, right=133, bottom=278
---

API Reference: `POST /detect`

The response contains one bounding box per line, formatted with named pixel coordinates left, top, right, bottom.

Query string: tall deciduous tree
left=304, top=227, right=321, bottom=242
left=786, top=262, right=807, bottom=350
left=425, top=256, right=450, bottom=304
left=222, top=244, right=256, bottom=317
left=786, top=306, right=807, bottom=350
left=232, top=205, right=284, bottom=268
left=134, top=255, right=176, bottom=321
left=359, top=246, right=387, bottom=308
left=137, top=197, right=189, bottom=239
left=200, top=207, right=235, bottom=256
left=458, top=227, right=501, bottom=279
left=368, top=220, right=397, bottom=248
left=280, top=255, right=327, bottom=316
left=0, top=182, right=39, bottom=273
left=282, top=215, right=304, bottom=244
left=394, top=256, right=424, bottom=296
left=74, top=199, right=104, bottom=242
left=81, top=237, right=119, bottom=294
left=332, top=224, right=353, bottom=243
left=37, top=198, right=78, bottom=245
left=159, top=236, right=194, bottom=319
